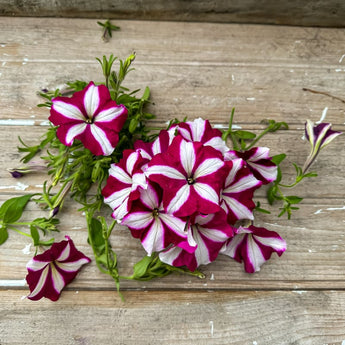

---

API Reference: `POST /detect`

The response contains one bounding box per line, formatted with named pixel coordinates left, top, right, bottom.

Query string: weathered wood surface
left=2, top=290, right=345, bottom=345
left=1, top=17, right=345, bottom=344
left=1, top=0, right=345, bottom=27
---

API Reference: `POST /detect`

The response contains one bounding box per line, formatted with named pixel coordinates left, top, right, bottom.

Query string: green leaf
left=141, top=87, right=150, bottom=101
left=271, top=153, right=286, bottom=165
left=267, top=185, right=278, bottom=205
left=87, top=217, right=105, bottom=256
left=0, top=194, right=33, bottom=224
left=303, top=172, right=318, bottom=178
left=285, top=196, right=303, bottom=204
left=0, top=226, right=8, bottom=245
left=234, top=130, right=256, bottom=140
left=30, top=225, right=40, bottom=246
left=132, top=255, right=155, bottom=279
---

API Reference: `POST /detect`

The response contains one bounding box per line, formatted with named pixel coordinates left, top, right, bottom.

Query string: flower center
left=152, top=208, right=160, bottom=217
left=187, top=177, right=195, bottom=185
left=85, top=117, right=93, bottom=124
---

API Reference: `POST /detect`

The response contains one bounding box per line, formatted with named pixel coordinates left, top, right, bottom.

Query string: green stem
left=8, top=226, right=31, bottom=238
left=245, top=127, right=271, bottom=150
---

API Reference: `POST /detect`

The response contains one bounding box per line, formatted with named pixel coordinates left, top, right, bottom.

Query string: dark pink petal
left=221, top=159, right=262, bottom=224
left=221, top=225, right=286, bottom=273
left=224, top=147, right=277, bottom=184
left=26, top=237, right=91, bottom=301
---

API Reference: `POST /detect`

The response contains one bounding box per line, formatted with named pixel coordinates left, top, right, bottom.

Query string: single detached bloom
left=49, top=82, right=128, bottom=156
left=122, top=183, right=188, bottom=256
left=221, top=159, right=262, bottom=224
left=225, top=147, right=277, bottom=184
left=303, top=120, right=342, bottom=173
left=221, top=225, right=286, bottom=273
left=102, top=149, right=148, bottom=221
left=170, top=118, right=230, bottom=154
left=26, top=236, right=91, bottom=301
left=145, top=135, right=228, bottom=217
left=159, top=211, right=234, bottom=271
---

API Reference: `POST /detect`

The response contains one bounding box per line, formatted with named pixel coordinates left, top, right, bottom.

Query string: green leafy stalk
left=97, top=20, right=120, bottom=42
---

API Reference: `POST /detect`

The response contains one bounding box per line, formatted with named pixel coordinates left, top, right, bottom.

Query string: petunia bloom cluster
left=102, top=118, right=287, bottom=272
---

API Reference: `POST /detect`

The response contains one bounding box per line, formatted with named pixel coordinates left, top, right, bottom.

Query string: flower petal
left=166, top=184, right=190, bottom=214
left=83, top=82, right=100, bottom=117
left=51, top=101, right=85, bottom=122
left=65, top=123, right=87, bottom=145
left=90, top=124, right=114, bottom=156
left=27, top=265, right=50, bottom=300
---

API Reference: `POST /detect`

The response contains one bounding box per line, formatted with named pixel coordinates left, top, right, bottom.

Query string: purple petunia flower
left=221, top=225, right=286, bottom=273
left=102, top=149, right=148, bottom=221
left=303, top=120, right=342, bottom=173
left=159, top=211, right=234, bottom=271
left=221, top=159, right=262, bottom=224
left=224, top=147, right=277, bottom=185
left=26, top=236, right=91, bottom=301
left=49, top=82, right=127, bottom=156
left=145, top=135, right=228, bottom=217
left=122, top=183, right=189, bottom=255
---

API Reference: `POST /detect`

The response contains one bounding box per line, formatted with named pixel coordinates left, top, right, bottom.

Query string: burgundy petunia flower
left=121, top=183, right=189, bottom=255
left=221, top=159, right=262, bottom=224
left=159, top=211, right=234, bottom=271
left=49, top=82, right=127, bottom=156
left=26, top=236, right=91, bottom=301
left=102, top=149, right=148, bottom=221
left=145, top=135, right=228, bottom=217
left=224, top=147, right=277, bottom=184
left=221, top=225, right=286, bottom=273
left=169, top=118, right=230, bottom=154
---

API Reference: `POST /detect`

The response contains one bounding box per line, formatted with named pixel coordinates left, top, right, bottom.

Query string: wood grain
left=0, top=0, right=345, bottom=27
left=1, top=290, right=345, bottom=345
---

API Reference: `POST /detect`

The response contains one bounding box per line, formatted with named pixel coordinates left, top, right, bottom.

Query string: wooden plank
left=0, top=0, right=345, bottom=27
left=1, top=19, right=345, bottom=127
left=1, top=290, right=345, bottom=345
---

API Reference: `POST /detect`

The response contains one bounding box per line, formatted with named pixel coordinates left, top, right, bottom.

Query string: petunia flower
left=169, top=117, right=230, bottom=154
left=134, top=129, right=175, bottom=160
left=26, top=236, right=91, bottom=301
left=121, top=183, right=189, bottom=256
left=49, top=82, right=128, bottom=156
left=302, top=120, right=342, bottom=173
left=145, top=135, right=228, bottom=217
left=221, top=159, right=262, bottom=224
left=224, top=147, right=277, bottom=184
left=102, top=149, right=148, bottom=221
left=221, top=225, right=286, bottom=273
left=159, top=211, right=234, bottom=271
